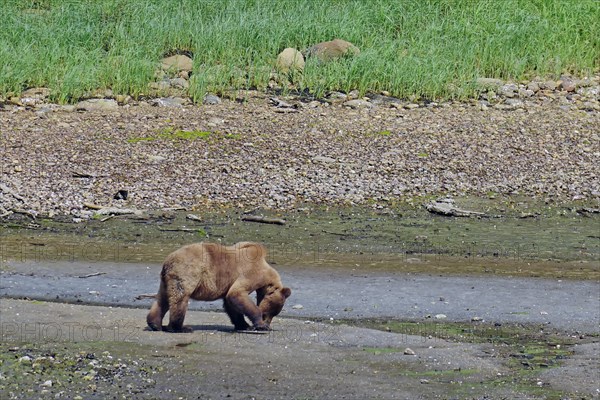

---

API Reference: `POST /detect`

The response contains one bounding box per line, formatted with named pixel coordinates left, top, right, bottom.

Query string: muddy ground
left=1, top=211, right=599, bottom=399
left=1, top=93, right=599, bottom=399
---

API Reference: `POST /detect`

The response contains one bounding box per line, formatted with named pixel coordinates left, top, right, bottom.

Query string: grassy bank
left=1, top=0, right=598, bottom=102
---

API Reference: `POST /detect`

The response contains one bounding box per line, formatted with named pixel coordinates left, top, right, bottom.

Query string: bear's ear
left=281, top=287, right=292, bottom=299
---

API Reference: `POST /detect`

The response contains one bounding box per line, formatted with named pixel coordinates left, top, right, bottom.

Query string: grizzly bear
left=146, top=242, right=291, bottom=332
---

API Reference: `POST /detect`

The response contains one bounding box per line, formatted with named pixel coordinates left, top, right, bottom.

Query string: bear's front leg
left=225, top=291, right=269, bottom=331
left=223, top=299, right=250, bottom=331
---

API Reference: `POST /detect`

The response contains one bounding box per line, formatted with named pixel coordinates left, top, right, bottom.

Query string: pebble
left=292, top=304, right=304, bottom=310
left=434, top=314, right=447, bottom=319
left=404, top=348, right=416, bottom=355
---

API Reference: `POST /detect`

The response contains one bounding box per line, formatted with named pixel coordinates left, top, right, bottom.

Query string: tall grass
left=0, top=0, right=598, bottom=102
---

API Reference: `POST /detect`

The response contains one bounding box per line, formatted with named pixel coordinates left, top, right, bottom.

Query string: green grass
left=1, top=0, right=598, bottom=102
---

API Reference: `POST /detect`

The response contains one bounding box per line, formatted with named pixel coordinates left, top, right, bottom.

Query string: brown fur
left=146, top=242, right=291, bottom=332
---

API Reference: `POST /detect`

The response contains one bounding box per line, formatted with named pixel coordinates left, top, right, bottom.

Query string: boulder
left=276, top=48, right=305, bottom=73
left=161, top=55, right=193, bottom=72
left=304, top=39, right=360, bottom=62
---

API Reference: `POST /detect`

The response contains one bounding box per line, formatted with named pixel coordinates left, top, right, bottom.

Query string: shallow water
left=1, top=200, right=598, bottom=279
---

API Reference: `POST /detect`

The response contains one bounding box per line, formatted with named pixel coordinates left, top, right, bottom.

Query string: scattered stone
left=149, top=80, right=171, bottom=91
left=41, top=380, right=52, bottom=387
left=186, top=214, right=202, bottom=222
left=540, top=80, right=557, bottom=91
left=276, top=48, right=305, bottom=73
left=207, top=117, right=225, bottom=126
left=526, top=81, right=540, bottom=93
left=292, top=304, right=304, bottom=310
left=404, top=348, right=416, bottom=355
left=343, top=99, right=372, bottom=109
left=270, top=97, right=294, bottom=108
left=21, top=87, right=50, bottom=99
left=114, top=190, right=128, bottom=200
left=168, top=77, right=190, bottom=90
left=203, top=94, right=221, bottom=105
left=150, top=97, right=189, bottom=107
left=76, top=99, right=119, bottom=111
left=425, top=201, right=485, bottom=217
left=115, top=94, right=132, bottom=105
left=326, top=92, right=348, bottom=102
left=434, top=314, right=447, bottom=319
left=504, top=98, right=524, bottom=108
left=312, top=155, right=337, bottom=164
left=146, top=154, right=166, bottom=162
left=404, top=103, right=419, bottom=110
left=499, top=83, right=518, bottom=98
left=476, top=78, right=504, bottom=88
left=558, top=76, right=576, bottom=92
left=471, top=316, right=483, bottom=322
left=161, top=55, right=193, bottom=72
left=304, top=39, right=360, bottom=62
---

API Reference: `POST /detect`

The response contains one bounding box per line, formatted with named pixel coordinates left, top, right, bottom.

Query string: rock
left=76, top=99, right=119, bottom=111
left=276, top=48, right=305, bottom=73
left=115, top=94, right=132, bottom=105
left=114, top=190, right=128, bottom=200
left=404, top=348, right=416, bottom=355
left=499, top=83, right=518, bottom=98
left=504, top=98, right=524, bottom=108
left=292, top=304, right=304, bottom=310
left=207, top=117, right=225, bottom=126
left=326, top=92, right=348, bottom=102
left=425, top=201, right=485, bottom=217
left=148, top=80, right=171, bottom=91
left=270, top=97, right=294, bottom=108
left=304, top=39, right=360, bottom=62
left=161, top=55, right=193, bottom=72
left=434, top=314, right=447, bottom=319
left=168, top=77, right=189, bottom=89
left=312, top=155, right=336, bottom=164
left=203, top=94, right=221, bottom=105
left=518, top=89, right=535, bottom=98
left=150, top=97, right=188, bottom=107
left=41, top=380, right=53, bottom=387
left=559, top=76, right=576, bottom=92
left=526, top=82, right=540, bottom=93
left=540, top=80, right=557, bottom=91
left=404, top=103, right=419, bottom=110
left=343, top=99, right=372, bottom=109
left=147, top=155, right=166, bottom=162
left=476, top=78, right=504, bottom=88
left=21, top=87, right=50, bottom=99
left=471, top=316, right=483, bottom=322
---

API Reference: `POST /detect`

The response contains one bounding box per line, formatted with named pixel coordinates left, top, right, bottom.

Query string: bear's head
left=257, top=286, right=292, bottom=327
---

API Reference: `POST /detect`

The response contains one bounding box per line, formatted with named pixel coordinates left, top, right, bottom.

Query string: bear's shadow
left=187, top=324, right=236, bottom=333
left=144, top=324, right=236, bottom=333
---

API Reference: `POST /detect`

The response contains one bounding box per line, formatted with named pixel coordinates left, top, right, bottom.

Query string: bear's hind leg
left=224, top=299, right=250, bottom=331
left=147, top=282, right=169, bottom=331
left=166, top=294, right=191, bottom=333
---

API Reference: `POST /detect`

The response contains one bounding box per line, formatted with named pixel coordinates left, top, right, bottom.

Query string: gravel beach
left=1, top=89, right=599, bottom=218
